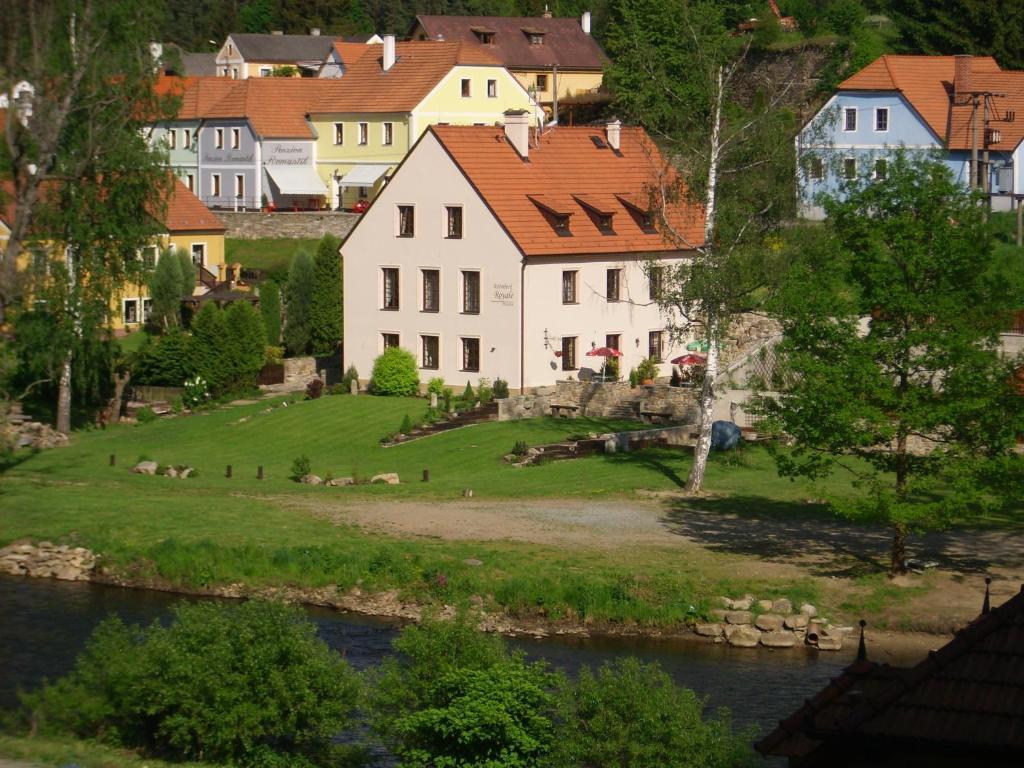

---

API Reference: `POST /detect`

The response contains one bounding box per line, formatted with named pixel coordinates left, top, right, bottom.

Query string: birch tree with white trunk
left=606, top=0, right=810, bottom=492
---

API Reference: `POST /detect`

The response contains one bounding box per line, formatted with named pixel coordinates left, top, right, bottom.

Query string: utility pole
left=982, top=96, right=991, bottom=193
left=552, top=64, right=559, bottom=124
left=971, top=94, right=980, bottom=189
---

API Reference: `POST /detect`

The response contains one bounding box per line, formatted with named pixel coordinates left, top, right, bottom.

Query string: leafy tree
left=21, top=600, right=360, bottom=767
left=887, top=0, right=1024, bottom=70
left=132, top=329, right=191, bottom=386
left=310, top=234, right=343, bottom=355
left=187, top=302, right=229, bottom=393
left=222, top=301, right=266, bottom=392
left=0, top=0, right=177, bottom=433
left=284, top=249, right=315, bottom=356
left=605, top=0, right=800, bottom=492
left=550, top=658, right=756, bottom=767
left=148, top=249, right=184, bottom=330
left=260, top=279, right=283, bottom=345
left=177, top=249, right=196, bottom=298
left=756, top=153, right=1024, bottom=574
left=370, top=346, right=419, bottom=396
left=238, top=0, right=277, bottom=32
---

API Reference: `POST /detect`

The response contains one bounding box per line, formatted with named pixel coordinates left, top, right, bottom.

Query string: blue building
left=797, top=55, right=1024, bottom=219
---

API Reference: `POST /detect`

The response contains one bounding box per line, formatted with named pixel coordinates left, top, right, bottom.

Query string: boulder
left=817, top=634, right=843, bottom=651
left=760, top=630, right=797, bottom=648
left=727, top=626, right=761, bottom=647
left=179, top=468, right=193, bottom=479
left=755, top=614, right=785, bottom=632
left=695, top=623, right=724, bottom=638
left=757, top=599, right=774, bottom=612
left=165, top=466, right=178, bottom=478
left=731, top=596, right=753, bottom=611
left=463, top=558, right=483, bottom=567
left=327, top=476, right=355, bottom=487
left=709, top=609, right=729, bottom=621
left=771, top=598, right=793, bottom=615
left=718, top=596, right=734, bottom=609
left=799, top=602, right=817, bottom=617
left=300, top=474, right=323, bottom=485
left=132, top=461, right=158, bottom=475
left=725, top=610, right=752, bottom=625
left=371, top=473, right=400, bottom=485
left=784, top=614, right=809, bottom=630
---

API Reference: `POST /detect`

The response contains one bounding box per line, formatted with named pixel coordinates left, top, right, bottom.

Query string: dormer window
left=471, top=27, right=495, bottom=44
left=573, top=194, right=616, bottom=234
left=615, top=193, right=656, bottom=233
left=529, top=194, right=573, bottom=236
left=554, top=214, right=570, bottom=232
left=522, top=27, right=546, bottom=45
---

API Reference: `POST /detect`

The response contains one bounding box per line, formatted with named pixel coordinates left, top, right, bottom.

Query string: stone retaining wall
left=219, top=211, right=360, bottom=240
left=498, top=380, right=697, bottom=422
left=0, top=542, right=96, bottom=581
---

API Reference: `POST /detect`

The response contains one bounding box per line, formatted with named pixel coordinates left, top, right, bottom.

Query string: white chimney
left=271, top=30, right=283, bottom=36
left=310, top=27, right=320, bottom=36
left=504, top=109, right=530, bottom=159
left=581, top=11, right=592, bottom=35
left=383, top=34, right=396, bottom=71
left=606, top=118, right=621, bottom=151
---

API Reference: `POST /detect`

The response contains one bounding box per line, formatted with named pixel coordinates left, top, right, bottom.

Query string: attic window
left=573, top=194, right=616, bottom=234
left=471, top=27, right=495, bottom=44
left=590, top=135, right=607, bottom=149
left=529, top=195, right=573, bottom=236
left=615, top=193, right=656, bottom=233
left=522, top=27, right=546, bottom=45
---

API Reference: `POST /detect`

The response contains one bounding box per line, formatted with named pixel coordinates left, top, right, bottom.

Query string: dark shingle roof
left=411, top=15, right=607, bottom=71
left=181, top=53, right=217, bottom=77
left=228, top=33, right=336, bottom=63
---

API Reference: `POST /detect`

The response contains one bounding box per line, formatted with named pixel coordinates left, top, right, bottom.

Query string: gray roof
left=182, top=52, right=217, bottom=76
left=228, top=33, right=336, bottom=63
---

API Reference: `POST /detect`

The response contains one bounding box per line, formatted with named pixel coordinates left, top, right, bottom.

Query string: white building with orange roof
left=341, top=115, right=705, bottom=391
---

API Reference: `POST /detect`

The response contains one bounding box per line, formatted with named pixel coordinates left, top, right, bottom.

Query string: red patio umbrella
left=671, top=353, right=707, bottom=366
left=586, top=346, right=624, bottom=358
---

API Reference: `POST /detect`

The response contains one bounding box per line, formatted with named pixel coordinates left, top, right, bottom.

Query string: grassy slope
left=0, top=735, right=216, bottom=768
left=225, top=238, right=319, bottom=280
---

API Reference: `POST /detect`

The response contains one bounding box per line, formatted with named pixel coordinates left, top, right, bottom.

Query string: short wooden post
left=422, top=468, right=430, bottom=482
left=257, top=465, right=264, bottom=480
left=350, top=378, right=359, bottom=395
left=109, top=454, right=116, bottom=467
left=226, top=464, right=232, bottom=479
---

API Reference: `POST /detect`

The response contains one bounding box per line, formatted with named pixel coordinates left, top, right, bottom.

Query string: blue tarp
left=710, top=420, right=742, bottom=451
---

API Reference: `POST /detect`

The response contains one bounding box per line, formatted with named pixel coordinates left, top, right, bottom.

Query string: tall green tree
left=1, top=0, right=177, bottom=432
left=284, top=249, right=315, bottom=356
left=755, top=153, right=1024, bottom=575
left=605, top=0, right=800, bottom=492
left=887, top=0, right=1024, bottom=70
left=310, top=234, right=342, bottom=355
left=221, top=301, right=266, bottom=391
left=176, top=249, right=196, bottom=298
left=187, top=302, right=229, bottom=393
left=260, top=279, right=282, bottom=346
left=148, top=249, right=184, bottom=330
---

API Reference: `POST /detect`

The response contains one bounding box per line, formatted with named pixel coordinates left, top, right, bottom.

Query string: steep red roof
left=310, top=40, right=503, bottom=114
left=838, top=55, right=1003, bottom=143
left=947, top=70, right=1024, bottom=151
left=159, top=178, right=224, bottom=233
left=430, top=123, right=704, bottom=257
left=412, top=15, right=606, bottom=71
left=332, top=41, right=371, bottom=67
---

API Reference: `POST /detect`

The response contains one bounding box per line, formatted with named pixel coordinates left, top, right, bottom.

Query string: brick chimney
left=503, top=109, right=530, bottom=159
left=605, top=118, right=621, bottom=151
left=581, top=11, right=592, bottom=35
left=383, top=34, right=396, bottom=71
left=954, top=54, right=972, bottom=105
left=542, top=5, right=553, bottom=19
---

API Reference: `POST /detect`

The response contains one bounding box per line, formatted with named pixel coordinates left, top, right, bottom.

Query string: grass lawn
left=225, top=237, right=319, bottom=281
left=116, top=330, right=151, bottom=356
left=0, top=735, right=216, bottom=768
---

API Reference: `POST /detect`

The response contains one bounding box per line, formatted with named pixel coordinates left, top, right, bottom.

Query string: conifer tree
left=148, top=250, right=184, bottom=330
left=284, top=249, right=315, bottom=356
left=260, top=279, right=282, bottom=346
left=310, top=234, right=343, bottom=355
left=177, top=249, right=196, bottom=297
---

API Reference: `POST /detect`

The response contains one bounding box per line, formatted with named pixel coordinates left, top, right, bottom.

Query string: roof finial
left=856, top=619, right=867, bottom=662
left=982, top=577, right=992, bottom=614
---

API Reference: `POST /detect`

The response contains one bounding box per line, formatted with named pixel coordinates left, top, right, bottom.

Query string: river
left=1, top=575, right=856, bottom=761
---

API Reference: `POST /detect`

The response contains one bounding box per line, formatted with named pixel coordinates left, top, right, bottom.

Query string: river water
left=1, top=575, right=855, bottom=758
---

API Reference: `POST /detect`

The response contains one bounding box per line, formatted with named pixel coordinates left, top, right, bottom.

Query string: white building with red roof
left=341, top=115, right=704, bottom=391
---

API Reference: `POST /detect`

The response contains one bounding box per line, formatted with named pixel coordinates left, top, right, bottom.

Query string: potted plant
left=637, top=356, right=659, bottom=385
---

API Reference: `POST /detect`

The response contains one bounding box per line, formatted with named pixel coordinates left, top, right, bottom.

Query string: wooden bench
left=640, top=410, right=673, bottom=424
left=549, top=403, right=580, bottom=418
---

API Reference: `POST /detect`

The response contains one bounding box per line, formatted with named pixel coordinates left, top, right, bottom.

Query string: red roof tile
left=431, top=124, right=704, bottom=257
left=159, top=178, right=225, bottom=233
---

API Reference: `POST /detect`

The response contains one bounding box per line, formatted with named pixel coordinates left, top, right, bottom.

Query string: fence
left=258, top=364, right=285, bottom=385
left=130, top=385, right=184, bottom=403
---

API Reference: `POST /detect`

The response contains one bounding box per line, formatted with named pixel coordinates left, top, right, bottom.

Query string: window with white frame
left=260, top=67, right=271, bottom=77
left=843, top=157, right=857, bottom=180
left=167, top=129, right=177, bottom=149
left=462, top=337, right=480, bottom=372
left=212, top=173, right=221, bottom=197
left=382, top=332, right=400, bottom=349
left=648, top=330, right=664, bottom=362
left=141, top=245, right=158, bottom=269
left=487, top=79, right=497, bottom=98
left=383, top=122, right=393, bottom=146
left=562, top=270, right=577, bottom=304
left=397, top=205, right=414, bottom=237
left=191, top=243, right=206, bottom=267
left=462, top=270, right=480, bottom=314
left=875, top=107, right=889, bottom=132
left=215, top=128, right=224, bottom=149
left=358, top=122, right=368, bottom=145
left=446, top=205, right=463, bottom=238
left=422, top=269, right=440, bottom=312
left=334, top=123, right=344, bottom=145
left=123, top=298, right=139, bottom=324
left=874, top=158, right=888, bottom=180
left=235, top=174, right=244, bottom=199
left=231, top=127, right=240, bottom=149
left=606, top=333, right=620, bottom=351
left=843, top=107, right=857, bottom=132
left=421, top=335, right=439, bottom=369
left=382, top=267, right=399, bottom=309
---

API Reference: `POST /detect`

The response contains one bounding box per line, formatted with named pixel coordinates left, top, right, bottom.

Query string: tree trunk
left=890, top=428, right=909, bottom=575
left=687, top=318, right=719, bottom=493
left=56, top=350, right=72, bottom=434
left=109, top=371, right=130, bottom=425
left=890, top=521, right=908, bottom=576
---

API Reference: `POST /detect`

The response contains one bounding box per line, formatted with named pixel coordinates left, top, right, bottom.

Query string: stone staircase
left=388, top=402, right=499, bottom=444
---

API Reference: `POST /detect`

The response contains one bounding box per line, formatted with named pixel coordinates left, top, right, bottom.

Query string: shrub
left=259, top=279, right=282, bottom=346
left=310, top=234, right=343, bottom=356
left=264, top=345, right=284, bottom=365
left=284, top=249, right=315, bottom=356
left=305, top=378, right=324, bottom=400
left=512, top=440, right=529, bottom=457
left=550, top=658, right=757, bottom=768
left=181, top=375, right=209, bottom=409
left=636, top=356, right=659, bottom=382
left=327, top=383, right=347, bottom=395
left=628, top=367, right=639, bottom=387
left=603, top=356, right=620, bottom=382
left=20, top=601, right=359, bottom=767
left=221, top=301, right=267, bottom=393
left=148, top=248, right=184, bottom=330
left=443, top=388, right=453, bottom=412
left=341, top=364, right=359, bottom=393
left=370, top=347, right=419, bottom=397
left=493, top=377, right=510, bottom=399
left=291, top=454, right=312, bottom=481
left=135, top=406, right=157, bottom=424
left=477, top=378, right=493, bottom=403
left=176, top=249, right=196, bottom=298
left=132, top=329, right=190, bottom=386
left=399, top=414, right=414, bottom=434
left=462, top=381, right=475, bottom=403
left=427, top=377, right=445, bottom=396
left=187, top=303, right=229, bottom=392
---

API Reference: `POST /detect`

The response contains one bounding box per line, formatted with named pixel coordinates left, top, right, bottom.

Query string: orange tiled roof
left=838, top=55, right=1003, bottom=142
left=160, top=178, right=225, bottom=233
left=332, top=41, right=371, bottom=67
left=311, top=40, right=503, bottom=114
left=947, top=70, right=1024, bottom=151
left=430, top=124, right=705, bottom=257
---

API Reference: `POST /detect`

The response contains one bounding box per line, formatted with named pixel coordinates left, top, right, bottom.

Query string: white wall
left=342, top=131, right=523, bottom=388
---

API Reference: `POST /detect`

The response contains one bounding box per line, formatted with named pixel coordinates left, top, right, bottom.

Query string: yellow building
left=1, top=179, right=227, bottom=333
left=214, top=32, right=337, bottom=78
left=309, top=37, right=542, bottom=210
left=409, top=12, right=607, bottom=120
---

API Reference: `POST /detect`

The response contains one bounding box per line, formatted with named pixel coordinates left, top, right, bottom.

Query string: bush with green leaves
left=291, top=454, right=312, bottom=481
left=341, top=364, right=359, bottom=393
left=135, top=406, right=157, bottom=424
left=399, top=413, right=414, bottom=434
left=493, top=377, right=509, bottom=399
left=177, top=250, right=196, bottom=297
left=512, top=440, right=529, bottom=457
left=477, top=378, right=493, bottom=403
left=181, top=375, right=209, bottom=409
left=636, top=356, right=659, bottom=382
left=462, top=380, right=475, bottom=403
left=284, top=249, right=316, bottom=356
left=305, top=378, right=324, bottom=400
left=549, top=657, right=756, bottom=768
left=132, top=329, right=191, bottom=386
left=628, top=367, right=639, bottom=387
left=148, top=248, right=184, bottom=330
left=221, top=301, right=266, bottom=392
left=370, top=347, right=419, bottom=397
left=19, top=601, right=360, bottom=767
left=260, top=279, right=282, bottom=346
left=310, top=234, right=343, bottom=355
left=427, top=377, right=445, bottom=396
